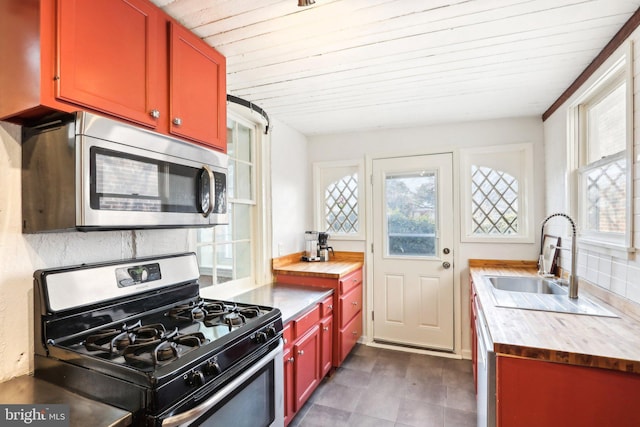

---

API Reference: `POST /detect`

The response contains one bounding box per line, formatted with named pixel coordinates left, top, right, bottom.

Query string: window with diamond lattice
left=461, top=143, right=534, bottom=243
left=471, top=166, right=519, bottom=235
left=325, top=173, right=358, bottom=233
left=314, top=160, right=364, bottom=239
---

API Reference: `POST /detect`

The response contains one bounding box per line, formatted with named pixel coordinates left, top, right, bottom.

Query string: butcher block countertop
left=470, top=259, right=640, bottom=374
left=272, top=251, right=363, bottom=279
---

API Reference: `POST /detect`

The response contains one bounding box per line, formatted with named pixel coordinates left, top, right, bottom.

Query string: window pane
left=197, top=245, right=213, bottom=275
left=235, top=241, right=252, bottom=280
left=471, top=166, right=518, bottom=235
left=584, top=158, right=626, bottom=233
left=198, top=227, right=213, bottom=242
left=233, top=204, right=251, bottom=240
left=236, top=162, right=253, bottom=200
left=237, top=123, right=252, bottom=163
left=324, top=173, right=358, bottom=234
left=216, top=243, right=233, bottom=283
left=385, top=172, right=436, bottom=257
left=587, top=83, right=626, bottom=163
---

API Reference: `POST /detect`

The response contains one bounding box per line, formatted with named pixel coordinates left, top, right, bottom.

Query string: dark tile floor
left=290, top=344, right=477, bottom=427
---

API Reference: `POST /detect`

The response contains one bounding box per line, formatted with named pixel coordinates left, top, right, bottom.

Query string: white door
left=372, top=153, right=454, bottom=351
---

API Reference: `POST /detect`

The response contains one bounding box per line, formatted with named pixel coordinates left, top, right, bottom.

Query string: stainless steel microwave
left=22, top=112, right=228, bottom=232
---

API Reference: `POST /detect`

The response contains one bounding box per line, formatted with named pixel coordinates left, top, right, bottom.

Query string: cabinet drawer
left=283, top=323, right=294, bottom=351
left=294, top=305, right=320, bottom=338
left=339, top=283, right=362, bottom=328
left=339, top=269, right=362, bottom=294
left=321, top=295, right=334, bottom=317
left=339, top=312, right=362, bottom=363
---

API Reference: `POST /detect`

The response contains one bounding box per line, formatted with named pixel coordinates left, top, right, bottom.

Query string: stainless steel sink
left=487, top=276, right=566, bottom=295
left=484, top=275, right=617, bottom=317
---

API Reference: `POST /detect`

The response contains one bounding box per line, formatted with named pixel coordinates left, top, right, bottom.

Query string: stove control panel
left=116, top=263, right=162, bottom=287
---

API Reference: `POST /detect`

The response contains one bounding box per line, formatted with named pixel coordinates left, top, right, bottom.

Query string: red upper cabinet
left=0, top=0, right=226, bottom=152
left=57, top=0, right=161, bottom=128
left=169, top=23, right=227, bottom=152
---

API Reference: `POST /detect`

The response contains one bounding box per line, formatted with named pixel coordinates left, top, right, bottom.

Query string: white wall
left=544, top=30, right=640, bottom=303
left=308, top=117, right=546, bottom=357
left=0, top=121, right=192, bottom=382
left=270, top=118, right=309, bottom=257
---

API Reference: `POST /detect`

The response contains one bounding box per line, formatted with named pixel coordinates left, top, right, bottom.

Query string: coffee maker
left=318, top=232, right=334, bottom=262
left=302, top=231, right=335, bottom=262
left=302, top=231, right=320, bottom=262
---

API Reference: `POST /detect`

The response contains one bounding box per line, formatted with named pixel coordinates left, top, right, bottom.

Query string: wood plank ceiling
left=151, top=0, right=640, bottom=135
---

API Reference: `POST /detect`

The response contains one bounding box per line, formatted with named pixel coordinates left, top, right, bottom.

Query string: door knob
left=442, top=261, right=451, bottom=269
left=443, top=248, right=450, bottom=254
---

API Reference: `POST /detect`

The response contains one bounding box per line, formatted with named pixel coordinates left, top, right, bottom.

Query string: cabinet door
left=339, top=312, right=362, bottom=364
left=169, top=22, right=226, bottom=151
left=283, top=347, right=295, bottom=427
left=57, top=0, right=160, bottom=127
left=497, top=356, right=640, bottom=427
left=293, top=324, right=320, bottom=411
left=339, top=283, right=362, bottom=328
left=320, top=316, right=333, bottom=378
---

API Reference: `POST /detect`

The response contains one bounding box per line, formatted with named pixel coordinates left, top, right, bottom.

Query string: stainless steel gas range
left=32, top=253, right=283, bottom=426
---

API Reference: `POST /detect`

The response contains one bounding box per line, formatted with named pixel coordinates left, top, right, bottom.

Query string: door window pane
left=385, top=171, right=436, bottom=257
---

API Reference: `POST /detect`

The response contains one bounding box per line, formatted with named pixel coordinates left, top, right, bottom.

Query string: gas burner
left=122, top=330, right=207, bottom=367
left=202, top=303, right=264, bottom=330
left=168, top=302, right=206, bottom=322
left=84, top=322, right=171, bottom=356
left=84, top=320, right=142, bottom=355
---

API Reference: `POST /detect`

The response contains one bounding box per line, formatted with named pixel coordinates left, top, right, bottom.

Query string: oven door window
left=191, top=361, right=275, bottom=427
left=90, top=147, right=203, bottom=214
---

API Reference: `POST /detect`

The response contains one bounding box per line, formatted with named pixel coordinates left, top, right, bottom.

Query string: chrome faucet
left=540, top=213, right=578, bottom=299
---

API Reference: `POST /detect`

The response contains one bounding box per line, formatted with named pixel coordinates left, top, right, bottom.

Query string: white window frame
left=194, top=106, right=272, bottom=296
left=313, top=159, right=365, bottom=240
left=460, top=143, right=535, bottom=243
left=567, top=44, right=634, bottom=256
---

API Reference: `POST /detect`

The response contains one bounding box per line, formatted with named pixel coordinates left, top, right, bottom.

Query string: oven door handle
left=162, top=342, right=282, bottom=427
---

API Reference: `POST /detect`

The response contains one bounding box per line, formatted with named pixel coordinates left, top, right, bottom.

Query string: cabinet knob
left=323, top=326, right=329, bottom=331
left=173, top=117, right=183, bottom=126
left=287, top=357, right=294, bottom=364
left=283, top=338, right=288, bottom=345
left=351, top=301, right=358, bottom=306
left=352, top=331, right=358, bottom=336
left=328, top=305, right=333, bottom=310
left=149, top=109, right=160, bottom=119
left=298, top=350, right=304, bottom=356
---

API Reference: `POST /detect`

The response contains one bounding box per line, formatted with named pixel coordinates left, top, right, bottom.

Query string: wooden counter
left=470, top=259, right=640, bottom=374
left=272, top=251, right=363, bottom=279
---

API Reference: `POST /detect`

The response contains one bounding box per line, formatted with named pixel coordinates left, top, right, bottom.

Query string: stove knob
left=255, top=332, right=268, bottom=343
left=266, top=326, right=277, bottom=338
left=204, top=360, right=221, bottom=376
left=188, top=370, right=205, bottom=387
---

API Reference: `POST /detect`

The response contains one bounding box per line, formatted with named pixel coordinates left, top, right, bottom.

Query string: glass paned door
left=372, top=153, right=454, bottom=351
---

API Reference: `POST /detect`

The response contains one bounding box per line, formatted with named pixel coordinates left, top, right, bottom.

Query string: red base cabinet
left=496, top=355, right=640, bottom=427
left=0, top=0, right=226, bottom=151
left=293, top=325, right=321, bottom=410
left=318, top=295, right=335, bottom=378
left=276, top=267, right=363, bottom=367
left=283, top=300, right=333, bottom=426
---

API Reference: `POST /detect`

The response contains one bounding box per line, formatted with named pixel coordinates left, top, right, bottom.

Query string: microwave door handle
left=200, top=166, right=214, bottom=217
